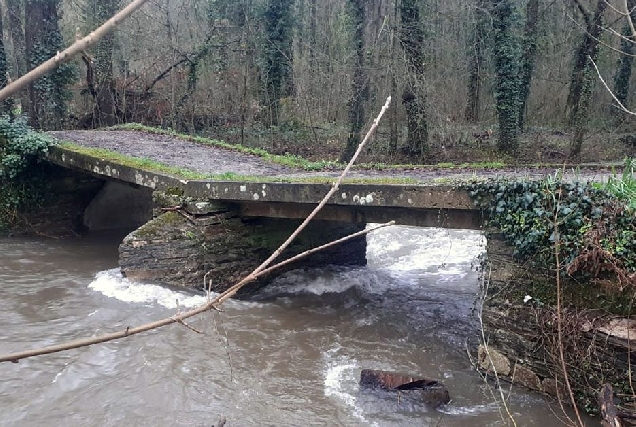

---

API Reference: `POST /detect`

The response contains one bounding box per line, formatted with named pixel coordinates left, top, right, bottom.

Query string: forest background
left=1, top=0, right=635, bottom=166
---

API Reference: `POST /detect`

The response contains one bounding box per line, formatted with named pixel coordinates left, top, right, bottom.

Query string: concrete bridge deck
left=45, top=130, right=613, bottom=229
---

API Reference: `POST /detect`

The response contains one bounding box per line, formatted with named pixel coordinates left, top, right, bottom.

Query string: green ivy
left=469, top=176, right=636, bottom=276
left=490, top=0, right=522, bottom=153
left=0, top=116, right=55, bottom=230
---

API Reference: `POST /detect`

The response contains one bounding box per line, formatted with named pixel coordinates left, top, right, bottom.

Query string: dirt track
left=49, top=130, right=617, bottom=183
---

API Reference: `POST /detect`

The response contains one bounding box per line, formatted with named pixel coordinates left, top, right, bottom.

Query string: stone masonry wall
left=119, top=199, right=367, bottom=293
left=478, top=234, right=636, bottom=413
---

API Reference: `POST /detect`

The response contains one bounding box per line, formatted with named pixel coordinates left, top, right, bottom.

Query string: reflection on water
left=0, top=227, right=586, bottom=426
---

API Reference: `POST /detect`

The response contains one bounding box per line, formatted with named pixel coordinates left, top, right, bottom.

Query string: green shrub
left=0, top=116, right=55, bottom=229
left=469, top=175, right=636, bottom=283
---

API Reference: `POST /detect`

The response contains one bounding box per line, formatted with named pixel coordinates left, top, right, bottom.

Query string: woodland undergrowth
left=0, top=116, right=55, bottom=230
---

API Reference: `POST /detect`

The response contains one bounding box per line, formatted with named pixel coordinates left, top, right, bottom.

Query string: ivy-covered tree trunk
left=612, top=0, right=636, bottom=110
left=89, top=0, right=121, bottom=127
left=518, top=0, right=538, bottom=131
left=389, top=0, right=399, bottom=154
left=0, top=11, right=12, bottom=115
left=566, top=0, right=607, bottom=158
left=399, top=0, right=428, bottom=158
left=262, top=0, right=294, bottom=126
left=340, top=0, right=367, bottom=163
left=25, top=0, right=75, bottom=130
left=6, top=0, right=27, bottom=113
left=465, top=0, right=488, bottom=123
left=490, top=0, right=521, bottom=154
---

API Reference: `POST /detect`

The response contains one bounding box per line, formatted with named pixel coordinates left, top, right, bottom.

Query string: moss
left=134, top=211, right=185, bottom=240
left=164, top=187, right=185, bottom=197
left=58, top=142, right=422, bottom=185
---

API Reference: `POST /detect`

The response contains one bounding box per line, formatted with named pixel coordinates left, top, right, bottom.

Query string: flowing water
left=0, top=226, right=587, bottom=426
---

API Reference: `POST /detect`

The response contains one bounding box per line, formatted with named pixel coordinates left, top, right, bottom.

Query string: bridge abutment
left=478, top=234, right=636, bottom=409
left=119, top=197, right=367, bottom=293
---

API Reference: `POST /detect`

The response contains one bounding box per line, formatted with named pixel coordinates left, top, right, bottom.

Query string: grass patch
left=596, top=158, right=636, bottom=208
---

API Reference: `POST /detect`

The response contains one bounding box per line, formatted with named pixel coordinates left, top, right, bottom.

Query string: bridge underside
left=237, top=201, right=481, bottom=229
left=118, top=210, right=367, bottom=292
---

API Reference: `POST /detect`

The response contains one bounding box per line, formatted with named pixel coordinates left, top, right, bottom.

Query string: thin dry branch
left=553, top=199, right=586, bottom=427
left=626, top=0, right=636, bottom=39
left=0, top=220, right=393, bottom=363
left=248, top=96, right=392, bottom=278
left=0, top=0, right=151, bottom=102
left=590, top=56, right=636, bottom=116
left=0, top=97, right=393, bottom=363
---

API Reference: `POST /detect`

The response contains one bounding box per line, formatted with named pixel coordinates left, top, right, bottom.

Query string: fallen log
left=359, top=369, right=450, bottom=407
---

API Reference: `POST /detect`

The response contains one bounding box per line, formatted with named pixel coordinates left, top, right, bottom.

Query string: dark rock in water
left=359, top=369, right=450, bottom=407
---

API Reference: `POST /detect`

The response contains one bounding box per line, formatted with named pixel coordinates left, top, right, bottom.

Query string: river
left=0, top=226, right=587, bottom=426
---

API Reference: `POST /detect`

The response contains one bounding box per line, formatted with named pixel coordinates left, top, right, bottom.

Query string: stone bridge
left=41, top=130, right=605, bottom=293
left=45, top=143, right=482, bottom=230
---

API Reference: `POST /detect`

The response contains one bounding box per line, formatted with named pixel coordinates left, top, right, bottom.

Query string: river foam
left=88, top=268, right=269, bottom=310
left=323, top=346, right=378, bottom=426
left=88, top=269, right=208, bottom=309
left=367, top=226, right=486, bottom=276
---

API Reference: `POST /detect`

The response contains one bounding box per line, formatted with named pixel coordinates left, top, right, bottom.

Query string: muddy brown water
left=0, top=226, right=590, bottom=426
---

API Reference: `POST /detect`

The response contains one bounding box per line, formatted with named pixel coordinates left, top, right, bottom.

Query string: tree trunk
left=5, top=0, right=26, bottom=112
left=399, top=0, right=428, bottom=159
left=25, top=0, right=74, bottom=130
left=612, top=0, right=636, bottom=111
left=309, top=0, right=316, bottom=70
left=518, top=0, right=539, bottom=131
left=465, top=0, right=487, bottom=123
left=262, top=0, right=294, bottom=126
left=388, top=0, right=398, bottom=154
left=566, top=0, right=607, bottom=158
left=340, top=0, right=367, bottom=163
left=0, top=4, right=11, bottom=114
left=25, top=0, right=49, bottom=127
left=490, top=0, right=521, bottom=154
left=90, top=0, right=121, bottom=127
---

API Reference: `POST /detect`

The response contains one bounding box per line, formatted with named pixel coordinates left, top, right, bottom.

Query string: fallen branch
left=0, top=0, right=151, bottom=102
left=248, top=96, right=392, bottom=278
left=0, top=220, right=393, bottom=363
left=0, top=97, right=392, bottom=363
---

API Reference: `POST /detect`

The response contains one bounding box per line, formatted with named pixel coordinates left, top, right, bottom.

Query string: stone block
left=511, top=363, right=541, bottom=391
left=478, top=344, right=511, bottom=376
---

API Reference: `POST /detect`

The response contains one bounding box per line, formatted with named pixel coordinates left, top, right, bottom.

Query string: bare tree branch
left=626, top=0, right=636, bottom=39
left=0, top=0, right=151, bottom=102
left=0, top=97, right=393, bottom=364
left=590, top=55, right=636, bottom=115
left=0, top=220, right=394, bottom=363
left=249, top=96, right=392, bottom=278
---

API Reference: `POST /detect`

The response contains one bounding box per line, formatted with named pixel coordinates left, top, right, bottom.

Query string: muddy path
left=49, top=130, right=616, bottom=183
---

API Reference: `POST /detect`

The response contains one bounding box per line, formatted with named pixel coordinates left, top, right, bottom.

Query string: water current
left=0, top=226, right=588, bottom=426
